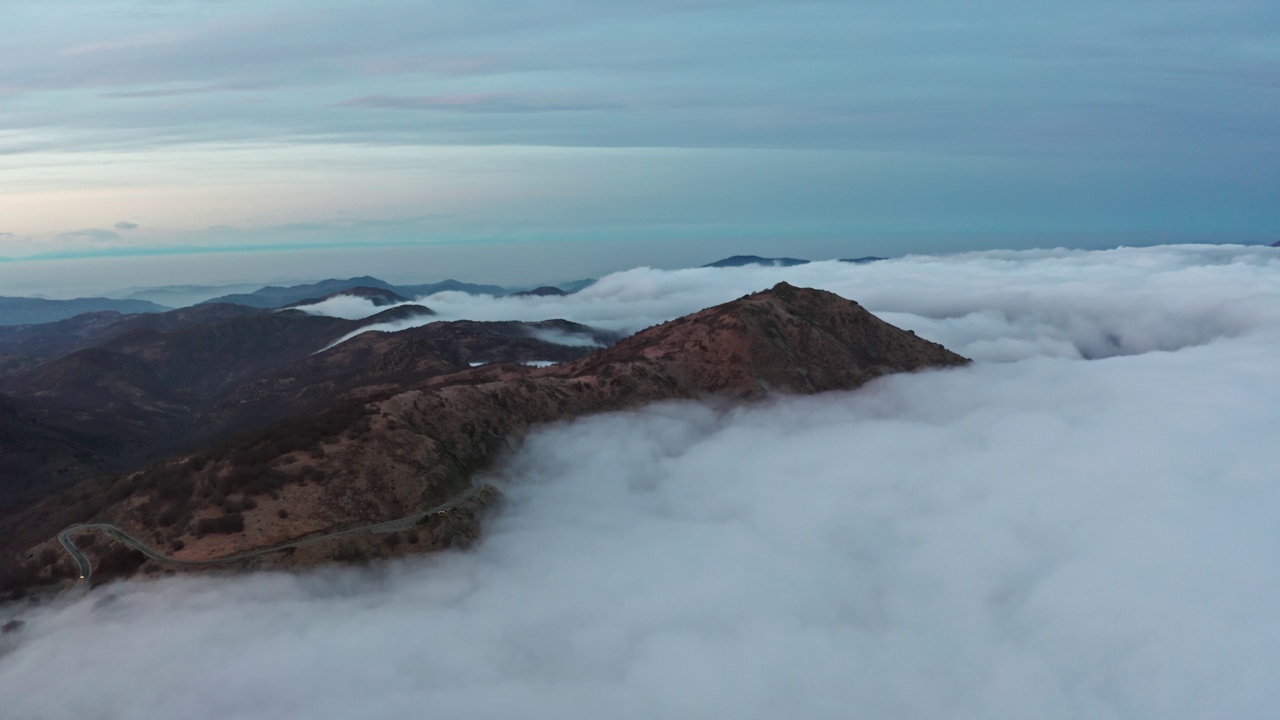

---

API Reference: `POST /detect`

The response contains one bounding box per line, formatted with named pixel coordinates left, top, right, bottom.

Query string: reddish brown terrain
left=0, top=302, right=604, bottom=517
left=0, top=284, right=967, bottom=595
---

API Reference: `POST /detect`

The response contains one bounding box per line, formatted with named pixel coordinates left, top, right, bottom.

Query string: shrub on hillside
left=195, top=513, right=244, bottom=537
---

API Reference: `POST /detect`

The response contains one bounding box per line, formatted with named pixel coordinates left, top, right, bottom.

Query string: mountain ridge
left=702, top=255, right=809, bottom=268
left=201, top=277, right=506, bottom=308
left=3, top=283, right=967, bottom=594
left=0, top=297, right=171, bottom=327
left=0, top=309, right=604, bottom=521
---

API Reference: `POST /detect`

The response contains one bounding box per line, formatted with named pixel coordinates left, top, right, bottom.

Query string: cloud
left=291, top=294, right=418, bottom=322
left=99, top=84, right=247, bottom=99
left=526, top=326, right=605, bottom=347
left=4, top=0, right=1277, bottom=162
left=113, top=221, right=139, bottom=230
left=2, top=1, right=1276, bottom=245
left=336, top=93, right=621, bottom=113
left=57, top=228, right=121, bottom=242
left=3, top=245, right=1280, bottom=718
left=308, top=244, right=1280, bottom=362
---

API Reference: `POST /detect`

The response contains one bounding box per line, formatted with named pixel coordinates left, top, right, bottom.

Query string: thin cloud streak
left=3, top=1, right=1276, bottom=156
left=336, top=93, right=623, bottom=113
left=56, top=228, right=122, bottom=243
left=0, top=1, right=1276, bottom=261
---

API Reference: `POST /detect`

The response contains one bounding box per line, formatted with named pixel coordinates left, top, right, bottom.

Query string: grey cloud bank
left=2, top=245, right=1279, bottom=718
left=1, top=0, right=1276, bottom=253
left=6, top=0, right=1276, bottom=155
left=311, top=244, right=1280, bottom=362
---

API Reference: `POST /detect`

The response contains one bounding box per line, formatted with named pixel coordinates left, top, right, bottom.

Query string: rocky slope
left=4, top=284, right=967, bottom=592
left=205, top=318, right=617, bottom=434
left=0, top=307, right=605, bottom=519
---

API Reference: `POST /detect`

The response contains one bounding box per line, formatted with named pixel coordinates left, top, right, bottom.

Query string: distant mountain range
left=285, top=287, right=411, bottom=308
left=701, top=255, right=886, bottom=268
left=121, top=284, right=264, bottom=308
left=703, top=255, right=810, bottom=268
left=204, top=255, right=893, bottom=312
left=0, top=255, right=893, bottom=325
left=0, top=297, right=171, bottom=327
left=198, top=277, right=508, bottom=309
left=0, top=278, right=518, bottom=325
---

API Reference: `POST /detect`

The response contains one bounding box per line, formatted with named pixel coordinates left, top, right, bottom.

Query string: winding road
left=56, top=477, right=489, bottom=594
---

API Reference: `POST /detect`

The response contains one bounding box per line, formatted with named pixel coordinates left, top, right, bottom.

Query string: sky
left=1, top=0, right=1278, bottom=277
left=3, top=245, right=1279, bottom=719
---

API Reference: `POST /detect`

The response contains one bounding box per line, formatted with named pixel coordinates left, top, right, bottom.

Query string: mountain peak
left=559, top=283, right=965, bottom=397
left=286, top=286, right=410, bottom=308
left=702, top=255, right=810, bottom=268
left=509, top=286, right=568, bottom=297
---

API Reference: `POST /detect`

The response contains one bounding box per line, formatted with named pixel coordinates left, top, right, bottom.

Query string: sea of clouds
left=2, top=244, right=1279, bottom=719
left=306, top=244, right=1280, bottom=363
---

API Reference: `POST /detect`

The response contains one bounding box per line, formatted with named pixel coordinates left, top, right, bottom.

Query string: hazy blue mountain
left=506, top=279, right=596, bottom=295
left=838, top=256, right=887, bottom=264
left=204, top=277, right=510, bottom=308
left=121, top=284, right=264, bottom=307
left=0, top=297, right=170, bottom=327
left=509, top=286, right=568, bottom=297
left=395, top=279, right=506, bottom=297
left=286, top=287, right=410, bottom=308
left=702, top=255, right=810, bottom=268
left=199, top=276, right=397, bottom=308
left=0, top=304, right=262, bottom=368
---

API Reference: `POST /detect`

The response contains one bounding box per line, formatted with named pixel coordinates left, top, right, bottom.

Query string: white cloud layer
left=3, top=244, right=1280, bottom=718
left=314, top=244, right=1280, bottom=362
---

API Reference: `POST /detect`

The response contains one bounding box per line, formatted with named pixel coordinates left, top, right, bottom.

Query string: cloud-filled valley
left=309, top=244, right=1280, bottom=362
left=2, top=245, right=1279, bottom=719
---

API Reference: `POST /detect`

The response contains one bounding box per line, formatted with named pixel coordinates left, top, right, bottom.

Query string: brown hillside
left=4, top=285, right=967, bottom=592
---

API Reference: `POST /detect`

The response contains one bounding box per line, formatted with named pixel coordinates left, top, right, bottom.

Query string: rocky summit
left=3, top=284, right=967, bottom=593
